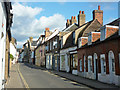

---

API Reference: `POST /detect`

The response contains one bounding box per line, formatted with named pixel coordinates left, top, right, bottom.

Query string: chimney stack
left=45, top=28, right=50, bottom=37
left=78, top=11, right=85, bottom=27
left=70, top=16, right=74, bottom=25
left=66, top=19, right=70, bottom=28
left=93, top=5, right=103, bottom=25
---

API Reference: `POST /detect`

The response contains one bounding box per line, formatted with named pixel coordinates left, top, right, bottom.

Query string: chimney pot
left=79, top=11, right=81, bottom=14
left=67, top=19, right=69, bottom=22
left=45, top=28, right=49, bottom=31
left=98, top=5, right=100, bottom=10
left=74, top=16, right=76, bottom=19
left=82, top=11, right=84, bottom=14
left=72, top=16, right=73, bottom=19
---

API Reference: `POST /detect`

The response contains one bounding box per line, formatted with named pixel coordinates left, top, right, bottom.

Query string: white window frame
left=88, top=56, right=92, bottom=73
left=100, top=54, right=106, bottom=74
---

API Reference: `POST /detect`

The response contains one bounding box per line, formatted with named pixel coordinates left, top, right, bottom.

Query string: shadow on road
left=22, top=63, right=47, bottom=71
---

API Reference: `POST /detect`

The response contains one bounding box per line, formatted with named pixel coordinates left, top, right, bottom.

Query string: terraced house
left=0, top=1, right=13, bottom=89
left=60, top=6, right=102, bottom=75
left=35, top=35, right=45, bottom=67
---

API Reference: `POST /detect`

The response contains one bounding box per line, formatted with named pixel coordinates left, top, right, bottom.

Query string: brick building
left=77, top=18, right=120, bottom=86
left=35, top=35, right=45, bottom=67
left=60, top=6, right=102, bottom=75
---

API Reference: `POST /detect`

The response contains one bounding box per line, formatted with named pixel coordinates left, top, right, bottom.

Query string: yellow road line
left=18, top=64, right=30, bottom=89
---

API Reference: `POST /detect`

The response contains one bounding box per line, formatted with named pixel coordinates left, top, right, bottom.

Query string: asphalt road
left=19, top=63, right=93, bottom=89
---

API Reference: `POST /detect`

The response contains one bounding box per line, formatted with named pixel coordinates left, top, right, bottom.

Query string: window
left=50, top=41, right=52, bottom=50
left=53, top=38, right=57, bottom=49
left=80, top=59, right=82, bottom=71
left=73, top=54, right=78, bottom=69
left=100, top=27, right=106, bottom=41
left=73, top=32, right=75, bottom=44
left=112, top=58, right=115, bottom=72
left=88, top=56, right=92, bottom=73
left=101, top=54, right=106, bottom=74
left=61, top=55, right=65, bottom=70
left=55, top=38, right=57, bottom=48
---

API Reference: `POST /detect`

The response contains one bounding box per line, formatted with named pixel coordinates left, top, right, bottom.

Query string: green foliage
left=10, top=54, right=14, bottom=60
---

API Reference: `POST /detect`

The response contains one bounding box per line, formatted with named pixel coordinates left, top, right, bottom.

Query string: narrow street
left=19, top=63, right=92, bottom=89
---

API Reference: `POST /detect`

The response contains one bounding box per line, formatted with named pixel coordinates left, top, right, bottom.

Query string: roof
left=31, top=41, right=37, bottom=46
left=62, top=19, right=102, bottom=49
left=62, top=23, right=78, bottom=32
left=107, top=18, right=120, bottom=26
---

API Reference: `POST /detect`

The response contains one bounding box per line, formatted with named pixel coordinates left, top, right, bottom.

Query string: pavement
left=5, top=63, right=25, bottom=88
left=25, top=63, right=120, bottom=90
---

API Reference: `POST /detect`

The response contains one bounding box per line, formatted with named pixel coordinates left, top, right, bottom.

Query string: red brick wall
left=92, top=33, right=101, bottom=42
left=77, top=37, right=120, bottom=75
left=93, top=10, right=103, bottom=25
left=82, top=38, right=88, bottom=46
left=106, top=27, right=118, bottom=38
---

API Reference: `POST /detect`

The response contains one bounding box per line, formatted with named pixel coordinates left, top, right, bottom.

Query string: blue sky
left=11, top=2, right=119, bottom=48
left=21, top=2, right=118, bottom=24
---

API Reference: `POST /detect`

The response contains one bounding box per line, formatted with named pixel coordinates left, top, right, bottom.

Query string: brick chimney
left=70, top=16, right=74, bottom=25
left=88, top=32, right=101, bottom=45
left=73, top=16, right=77, bottom=24
left=78, top=11, right=85, bottom=27
left=45, top=28, right=50, bottom=37
left=93, top=5, right=103, bottom=25
left=66, top=19, right=70, bottom=28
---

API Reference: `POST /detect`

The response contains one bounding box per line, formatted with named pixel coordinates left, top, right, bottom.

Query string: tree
left=10, top=54, right=14, bottom=61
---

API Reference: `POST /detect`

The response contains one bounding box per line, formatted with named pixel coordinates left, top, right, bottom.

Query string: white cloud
left=12, top=3, right=66, bottom=48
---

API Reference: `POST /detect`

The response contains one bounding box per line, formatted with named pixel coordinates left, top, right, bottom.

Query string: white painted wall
left=10, top=43, right=17, bottom=64
left=0, top=2, right=7, bottom=89
left=60, top=46, right=77, bottom=73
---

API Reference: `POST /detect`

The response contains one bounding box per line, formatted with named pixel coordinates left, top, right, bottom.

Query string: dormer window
left=73, top=31, right=75, bottom=44
left=100, top=25, right=119, bottom=41
left=78, top=37, right=88, bottom=48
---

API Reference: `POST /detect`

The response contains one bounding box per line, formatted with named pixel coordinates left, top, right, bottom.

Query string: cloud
left=12, top=3, right=66, bottom=48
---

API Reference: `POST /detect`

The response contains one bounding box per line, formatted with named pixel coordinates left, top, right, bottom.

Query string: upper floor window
left=73, top=32, right=75, bottom=45
left=50, top=41, right=52, bottom=50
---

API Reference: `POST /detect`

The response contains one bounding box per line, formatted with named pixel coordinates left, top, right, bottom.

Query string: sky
left=11, top=2, right=119, bottom=48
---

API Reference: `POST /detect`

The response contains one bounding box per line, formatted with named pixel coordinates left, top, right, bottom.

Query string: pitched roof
left=62, top=19, right=102, bottom=49
left=107, top=18, right=120, bottom=26
left=62, top=23, right=78, bottom=32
